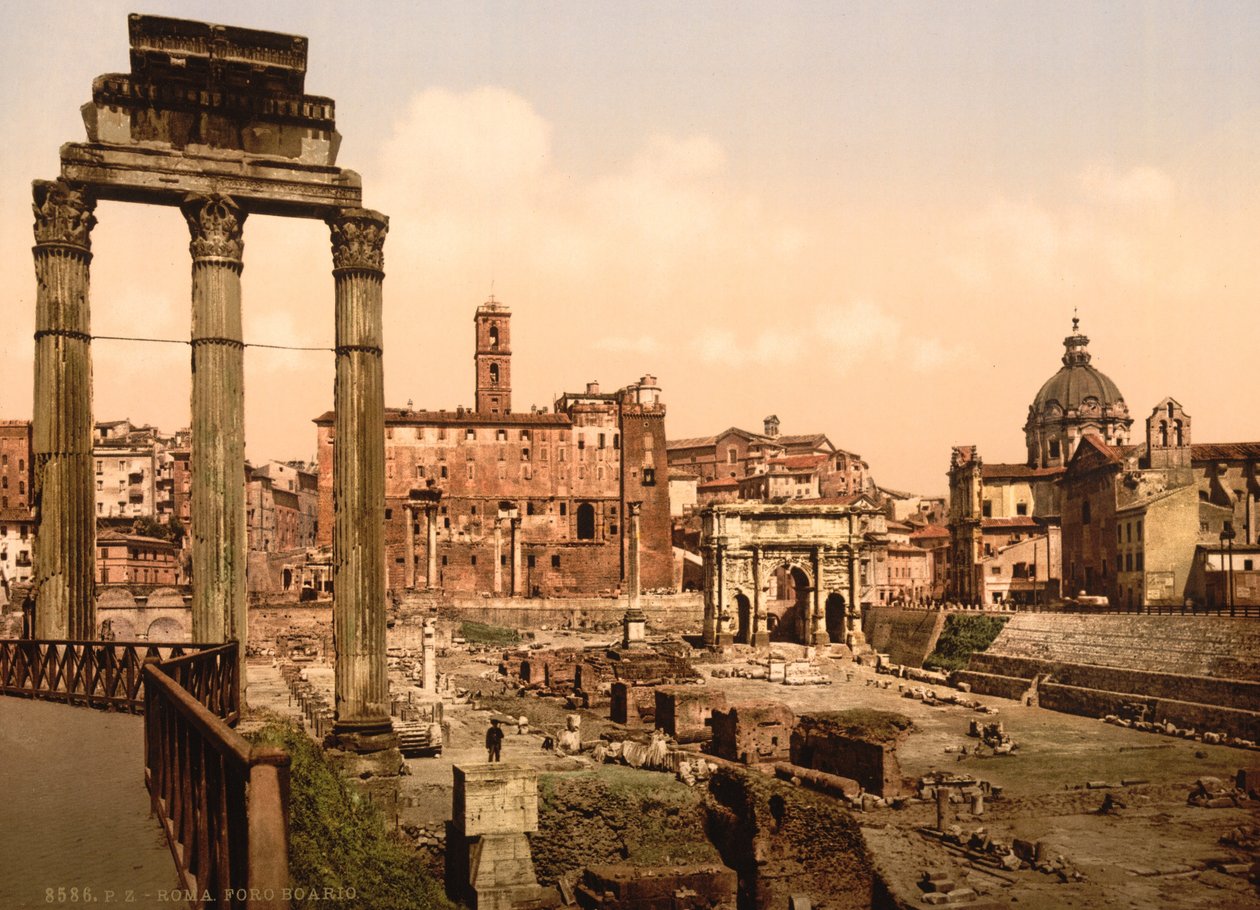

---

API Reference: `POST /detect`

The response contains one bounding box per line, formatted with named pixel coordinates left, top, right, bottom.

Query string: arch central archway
left=825, top=593, right=846, bottom=643
left=769, top=564, right=811, bottom=643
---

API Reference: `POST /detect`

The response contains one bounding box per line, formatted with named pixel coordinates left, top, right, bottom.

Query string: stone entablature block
left=453, top=764, right=540, bottom=837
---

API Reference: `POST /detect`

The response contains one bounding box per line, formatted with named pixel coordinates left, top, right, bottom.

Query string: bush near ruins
left=246, top=719, right=454, bottom=910
left=459, top=620, right=521, bottom=645
left=924, top=614, right=1009, bottom=672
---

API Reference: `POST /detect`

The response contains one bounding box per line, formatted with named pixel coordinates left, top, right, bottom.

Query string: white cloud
left=1079, top=164, right=1175, bottom=212
left=595, top=335, right=662, bottom=355
left=692, top=300, right=956, bottom=372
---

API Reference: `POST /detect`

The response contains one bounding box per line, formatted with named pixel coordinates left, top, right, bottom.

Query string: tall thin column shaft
left=627, top=502, right=642, bottom=612
left=184, top=195, right=247, bottom=677
left=405, top=504, right=417, bottom=589
left=426, top=506, right=438, bottom=588
left=31, top=179, right=97, bottom=640
left=510, top=517, right=522, bottom=596
left=329, top=209, right=391, bottom=738
left=493, top=519, right=504, bottom=594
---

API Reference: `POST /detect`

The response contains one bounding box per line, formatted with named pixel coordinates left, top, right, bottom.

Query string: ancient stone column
left=751, top=546, right=767, bottom=648
left=622, top=502, right=646, bottom=648
left=404, top=503, right=417, bottom=590
left=422, top=618, right=437, bottom=695
left=426, top=505, right=438, bottom=589
left=703, top=544, right=719, bottom=647
left=328, top=208, right=392, bottom=742
left=184, top=195, right=247, bottom=674
left=811, top=546, right=826, bottom=645
left=848, top=547, right=861, bottom=637
left=493, top=518, right=504, bottom=594
left=510, top=516, right=522, bottom=596
left=31, top=179, right=97, bottom=641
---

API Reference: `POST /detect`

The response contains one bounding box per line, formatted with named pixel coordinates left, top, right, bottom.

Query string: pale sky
left=2, top=1, right=1259, bottom=494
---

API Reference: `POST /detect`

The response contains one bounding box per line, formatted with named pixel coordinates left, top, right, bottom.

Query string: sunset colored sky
left=2, top=1, right=1259, bottom=493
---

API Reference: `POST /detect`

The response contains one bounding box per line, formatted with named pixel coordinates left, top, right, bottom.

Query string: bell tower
left=474, top=296, right=511, bottom=416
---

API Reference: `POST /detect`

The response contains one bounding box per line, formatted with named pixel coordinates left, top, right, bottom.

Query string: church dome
left=1024, top=318, right=1132, bottom=467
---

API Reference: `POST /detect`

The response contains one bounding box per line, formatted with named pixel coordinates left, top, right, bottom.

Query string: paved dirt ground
left=246, top=625, right=1260, bottom=909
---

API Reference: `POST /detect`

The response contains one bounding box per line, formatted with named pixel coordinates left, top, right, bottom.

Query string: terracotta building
left=96, top=529, right=179, bottom=586
left=667, top=415, right=873, bottom=504
left=0, top=420, right=33, bottom=515
left=314, top=298, right=672, bottom=596
left=1061, top=398, right=1260, bottom=610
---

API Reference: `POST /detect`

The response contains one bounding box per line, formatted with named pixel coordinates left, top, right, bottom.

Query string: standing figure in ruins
left=486, top=719, right=504, bottom=762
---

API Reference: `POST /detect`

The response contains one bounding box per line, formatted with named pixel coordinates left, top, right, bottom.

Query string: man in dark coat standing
left=486, top=718, right=504, bottom=762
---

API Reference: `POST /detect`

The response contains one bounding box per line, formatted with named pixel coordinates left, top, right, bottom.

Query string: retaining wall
left=861, top=607, right=947, bottom=668
left=397, top=592, right=704, bottom=633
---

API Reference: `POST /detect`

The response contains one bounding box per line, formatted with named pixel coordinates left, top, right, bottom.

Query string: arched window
left=576, top=502, right=596, bottom=540
left=489, top=363, right=499, bottom=385
left=489, top=325, right=500, bottom=349
left=1159, top=421, right=1168, bottom=447
left=1174, top=420, right=1183, bottom=447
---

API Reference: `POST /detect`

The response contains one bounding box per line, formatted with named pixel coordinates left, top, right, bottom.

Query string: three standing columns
left=328, top=209, right=392, bottom=740
left=184, top=195, right=247, bottom=673
left=31, top=179, right=97, bottom=641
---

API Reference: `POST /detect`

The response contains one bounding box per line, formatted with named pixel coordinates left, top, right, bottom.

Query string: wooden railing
left=0, top=639, right=214, bottom=712
left=145, top=652, right=290, bottom=909
left=158, top=644, right=241, bottom=725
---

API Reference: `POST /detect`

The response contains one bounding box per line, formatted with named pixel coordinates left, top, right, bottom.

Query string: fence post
left=246, top=746, right=291, bottom=909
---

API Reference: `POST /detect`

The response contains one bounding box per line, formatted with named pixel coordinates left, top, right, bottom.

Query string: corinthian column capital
left=182, top=194, right=246, bottom=263
left=32, top=179, right=96, bottom=250
left=328, top=208, right=388, bottom=272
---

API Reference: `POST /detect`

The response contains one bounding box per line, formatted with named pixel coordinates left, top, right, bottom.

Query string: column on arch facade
left=31, top=179, right=97, bottom=640
left=328, top=208, right=392, bottom=739
left=184, top=194, right=248, bottom=659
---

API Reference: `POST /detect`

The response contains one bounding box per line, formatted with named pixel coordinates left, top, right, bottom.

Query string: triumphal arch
left=31, top=15, right=391, bottom=744
left=700, top=501, right=888, bottom=649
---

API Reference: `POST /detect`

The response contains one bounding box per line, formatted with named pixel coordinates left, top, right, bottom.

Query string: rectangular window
left=598, top=433, right=606, bottom=448
left=551, top=554, right=560, bottom=568
left=470, top=555, right=477, bottom=566
left=1245, top=559, right=1254, bottom=571
left=727, top=447, right=737, bottom=464
left=1137, top=520, right=1143, bottom=541
left=982, top=501, right=992, bottom=518
left=440, top=466, right=449, bottom=479
left=1136, top=552, right=1144, bottom=571
left=441, top=555, right=448, bottom=565
left=527, top=555, right=536, bottom=568
left=465, top=428, right=476, bottom=441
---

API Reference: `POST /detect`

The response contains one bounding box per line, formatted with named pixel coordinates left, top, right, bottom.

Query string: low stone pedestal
left=324, top=731, right=403, bottom=826
left=446, top=764, right=559, bottom=910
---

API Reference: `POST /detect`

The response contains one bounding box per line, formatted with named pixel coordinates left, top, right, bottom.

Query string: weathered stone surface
left=31, top=179, right=97, bottom=640
left=186, top=193, right=247, bottom=689
left=330, top=208, right=391, bottom=736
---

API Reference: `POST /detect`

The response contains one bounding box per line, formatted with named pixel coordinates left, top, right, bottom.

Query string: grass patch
left=797, top=708, right=914, bottom=743
left=459, top=620, right=521, bottom=645
left=924, top=613, right=1009, bottom=672
left=245, top=718, right=455, bottom=910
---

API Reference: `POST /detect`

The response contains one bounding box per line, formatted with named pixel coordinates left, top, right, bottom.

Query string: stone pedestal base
left=749, top=630, right=771, bottom=648
left=445, top=826, right=559, bottom=910
left=621, top=609, right=647, bottom=649
left=324, top=738, right=404, bottom=827
left=711, top=632, right=734, bottom=649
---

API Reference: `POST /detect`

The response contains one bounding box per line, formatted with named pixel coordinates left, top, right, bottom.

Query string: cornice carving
left=32, top=179, right=96, bottom=249
left=182, top=194, right=246, bottom=262
left=328, top=209, right=388, bottom=272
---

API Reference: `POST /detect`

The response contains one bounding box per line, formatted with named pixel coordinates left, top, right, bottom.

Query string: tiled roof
left=314, top=408, right=571, bottom=427
left=1192, top=442, right=1260, bottom=461
left=697, top=477, right=741, bottom=490
left=666, top=436, right=719, bottom=450
left=766, top=454, right=828, bottom=470
left=910, top=525, right=950, bottom=539
left=981, top=463, right=1066, bottom=480
left=980, top=517, right=1042, bottom=530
